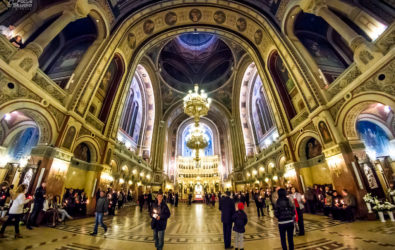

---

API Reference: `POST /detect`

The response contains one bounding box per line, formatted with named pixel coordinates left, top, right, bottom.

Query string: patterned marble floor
left=1, top=203, right=395, bottom=249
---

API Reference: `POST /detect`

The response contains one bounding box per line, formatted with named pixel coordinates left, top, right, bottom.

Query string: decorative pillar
left=30, top=145, right=73, bottom=196
left=8, top=0, right=91, bottom=79
left=300, top=0, right=384, bottom=72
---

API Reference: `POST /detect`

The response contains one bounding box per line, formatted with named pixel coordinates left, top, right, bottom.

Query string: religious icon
left=254, top=30, right=263, bottom=45
left=143, top=19, right=155, bottom=34
left=74, top=143, right=90, bottom=162
left=305, top=137, right=322, bottom=159
left=99, top=70, right=112, bottom=90
left=189, top=9, right=202, bottom=22
left=319, top=121, right=333, bottom=144
left=213, top=11, right=226, bottom=24
left=165, top=12, right=177, bottom=25
left=127, top=32, right=136, bottom=49
left=364, top=164, right=379, bottom=189
left=236, top=18, right=247, bottom=32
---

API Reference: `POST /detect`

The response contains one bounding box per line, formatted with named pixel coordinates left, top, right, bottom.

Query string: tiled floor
left=1, top=203, right=395, bottom=249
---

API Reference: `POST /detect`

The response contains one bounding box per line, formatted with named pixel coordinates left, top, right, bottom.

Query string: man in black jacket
left=151, top=192, right=171, bottom=250
left=90, top=190, right=109, bottom=236
left=174, top=192, right=179, bottom=207
left=220, top=191, right=235, bottom=249
left=26, top=182, right=46, bottom=229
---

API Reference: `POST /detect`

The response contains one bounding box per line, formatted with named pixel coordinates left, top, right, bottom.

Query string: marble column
left=299, top=0, right=384, bottom=72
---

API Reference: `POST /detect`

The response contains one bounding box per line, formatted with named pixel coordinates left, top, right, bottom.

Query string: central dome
left=159, top=32, right=233, bottom=93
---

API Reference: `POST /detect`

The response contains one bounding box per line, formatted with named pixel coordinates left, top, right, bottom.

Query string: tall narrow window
left=122, top=90, right=134, bottom=131
left=128, top=102, right=139, bottom=138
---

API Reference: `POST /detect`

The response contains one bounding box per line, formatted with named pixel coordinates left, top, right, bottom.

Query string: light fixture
left=128, top=180, right=132, bottom=185
left=132, top=169, right=137, bottom=174
left=183, top=84, right=211, bottom=163
left=252, top=169, right=257, bottom=175
left=4, top=113, right=11, bottom=121
left=119, top=178, right=125, bottom=184
left=273, top=175, right=278, bottom=181
left=264, top=177, right=269, bottom=183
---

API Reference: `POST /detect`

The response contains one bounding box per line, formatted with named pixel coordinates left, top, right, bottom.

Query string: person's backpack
left=275, top=198, right=295, bottom=221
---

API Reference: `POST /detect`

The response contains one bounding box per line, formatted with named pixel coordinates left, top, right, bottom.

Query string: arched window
left=268, top=51, right=296, bottom=119
left=97, top=55, right=124, bottom=122
left=121, top=90, right=134, bottom=131
left=256, top=99, right=267, bottom=135
left=128, top=102, right=139, bottom=138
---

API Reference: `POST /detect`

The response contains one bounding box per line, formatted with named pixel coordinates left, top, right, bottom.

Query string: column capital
left=69, top=0, right=91, bottom=18
left=299, top=0, right=328, bottom=15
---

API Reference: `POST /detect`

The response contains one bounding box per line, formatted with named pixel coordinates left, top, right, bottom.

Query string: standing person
left=26, top=182, right=46, bottom=229
left=151, top=192, right=171, bottom=250
left=290, top=187, right=305, bottom=236
left=80, top=192, right=88, bottom=216
left=118, top=191, right=124, bottom=209
left=232, top=202, right=248, bottom=250
left=323, top=186, right=333, bottom=216
left=275, top=188, right=295, bottom=250
left=188, top=193, right=192, bottom=206
left=90, top=190, right=108, bottom=236
left=0, top=182, right=10, bottom=218
left=139, top=193, right=145, bottom=212
left=341, top=189, right=356, bottom=222
left=254, top=189, right=264, bottom=217
left=211, top=193, right=216, bottom=207
left=245, top=191, right=250, bottom=207
left=174, top=192, right=179, bottom=207
left=148, top=192, right=153, bottom=211
left=272, top=187, right=280, bottom=209
left=220, top=191, right=235, bottom=249
left=0, top=184, right=32, bottom=238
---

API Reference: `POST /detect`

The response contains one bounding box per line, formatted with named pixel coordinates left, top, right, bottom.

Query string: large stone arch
left=78, top=1, right=322, bottom=147
left=337, top=94, right=395, bottom=140
left=0, top=101, right=58, bottom=145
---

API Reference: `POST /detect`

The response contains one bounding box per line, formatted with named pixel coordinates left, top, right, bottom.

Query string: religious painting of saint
left=143, top=19, right=155, bottom=35
left=213, top=11, right=226, bottom=24
left=165, top=12, right=177, bottom=25
left=74, top=143, right=90, bottom=162
left=99, top=59, right=118, bottom=92
left=189, top=9, right=202, bottom=22
left=318, top=121, right=333, bottom=144
left=236, top=18, right=247, bottom=32
left=254, top=30, right=263, bottom=45
left=305, top=137, right=322, bottom=159
left=276, top=55, right=295, bottom=93
left=127, top=32, right=136, bottom=49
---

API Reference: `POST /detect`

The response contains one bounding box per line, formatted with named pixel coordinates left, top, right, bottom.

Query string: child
left=232, top=202, right=248, bottom=250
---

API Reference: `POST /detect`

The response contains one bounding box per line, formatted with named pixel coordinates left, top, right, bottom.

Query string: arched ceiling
left=158, top=32, right=234, bottom=93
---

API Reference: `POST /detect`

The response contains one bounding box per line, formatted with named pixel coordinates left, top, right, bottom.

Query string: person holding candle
left=341, top=189, right=356, bottom=222
left=323, top=186, right=333, bottom=216
left=254, top=189, right=264, bottom=217
left=331, top=191, right=342, bottom=220
left=151, top=192, right=171, bottom=250
left=290, top=187, right=305, bottom=236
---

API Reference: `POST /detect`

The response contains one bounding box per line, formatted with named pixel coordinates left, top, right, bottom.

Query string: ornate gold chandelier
left=183, top=84, right=211, bottom=163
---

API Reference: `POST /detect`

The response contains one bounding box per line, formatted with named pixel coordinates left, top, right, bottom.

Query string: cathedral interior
left=0, top=0, right=395, bottom=249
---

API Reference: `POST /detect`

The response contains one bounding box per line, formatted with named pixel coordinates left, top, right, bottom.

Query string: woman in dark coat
left=275, top=188, right=295, bottom=250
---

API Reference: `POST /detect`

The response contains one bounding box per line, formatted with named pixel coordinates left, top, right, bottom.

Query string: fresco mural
left=47, top=40, right=92, bottom=78
left=74, top=143, right=91, bottom=162
left=299, top=35, right=346, bottom=82
left=274, top=54, right=295, bottom=93
left=318, top=121, right=333, bottom=144
left=305, top=137, right=322, bottom=159
left=357, top=120, right=391, bottom=158
left=7, top=127, right=39, bottom=160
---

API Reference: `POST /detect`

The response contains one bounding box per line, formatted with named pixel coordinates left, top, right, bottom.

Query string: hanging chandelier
left=183, top=84, right=211, bottom=163
left=185, top=125, right=209, bottom=162
left=183, top=84, right=211, bottom=125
